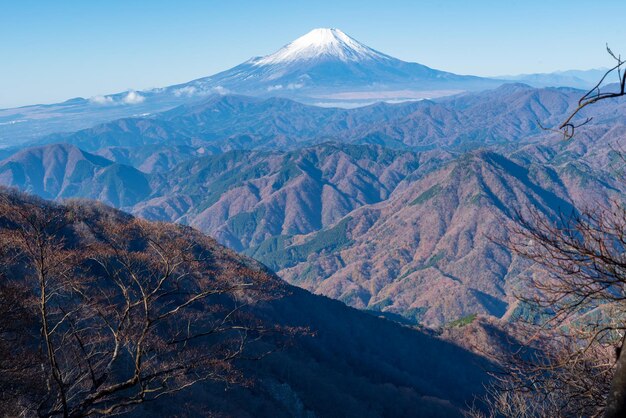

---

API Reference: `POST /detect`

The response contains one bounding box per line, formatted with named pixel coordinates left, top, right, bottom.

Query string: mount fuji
left=0, top=28, right=503, bottom=145
left=171, top=28, right=501, bottom=103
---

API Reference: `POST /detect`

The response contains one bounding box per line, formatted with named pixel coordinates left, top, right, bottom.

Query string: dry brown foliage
left=469, top=200, right=626, bottom=417
left=0, top=189, right=293, bottom=417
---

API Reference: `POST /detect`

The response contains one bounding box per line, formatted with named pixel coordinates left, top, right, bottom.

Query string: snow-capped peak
left=253, top=28, right=389, bottom=66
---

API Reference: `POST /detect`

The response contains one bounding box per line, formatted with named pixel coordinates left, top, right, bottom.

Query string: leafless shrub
left=0, top=189, right=294, bottom=417
left=541, top=46, right=626, bottom=140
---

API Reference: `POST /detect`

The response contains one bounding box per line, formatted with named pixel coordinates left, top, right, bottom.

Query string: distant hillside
left=27, top=83, right=616, bottom=173
left=495, top=68, right=609, bottom=89
left=1, top=84, right=625, bottom=327
left=0, top=143, right=150, bottom=206
left=0, top=189, right=491, bottom=417
left=265, top=150, right=616, bottom=326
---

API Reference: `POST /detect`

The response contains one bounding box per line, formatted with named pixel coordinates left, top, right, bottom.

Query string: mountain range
left=496, top=67, right=610, bottom=89
left=24, top=83, right=604, bottom=159
left=0, top=28, right=508, bottom=146
left=1, top=28, right=608, bottom=150
left=0, top=189, right=491, bottom=417
left=2, top=83, right=625, bottom=327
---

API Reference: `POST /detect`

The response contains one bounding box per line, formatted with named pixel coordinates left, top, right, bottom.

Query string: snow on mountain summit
left=180, top=27, right=500, bottom=101
left=253, top=28, right=390, bottom=66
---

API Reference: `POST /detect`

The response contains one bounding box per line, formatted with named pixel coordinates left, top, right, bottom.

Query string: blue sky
left=1, top=0, right=625, bottom=108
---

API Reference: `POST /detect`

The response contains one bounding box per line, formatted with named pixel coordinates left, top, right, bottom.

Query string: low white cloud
left=89, top=95, right=115, bottom=105
left=90, top=91, right=145, bottom=105
left=0, top=119, right=27, bottom=126
left=212, top=86, right=229, bottom=95
left=173, top=86, right=197, bottom=97
left=173, top=85, right=227, bottom=97
left=122, top=91, right=145, bottom=104
left=287, top=82, right=304, bottom=90
left=267, top=82, right=303, bottom=91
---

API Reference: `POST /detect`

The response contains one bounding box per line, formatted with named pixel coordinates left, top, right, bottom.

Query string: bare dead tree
left=0, top=190, right=291, bottom=417
left=467, top=295, right=616, bottom=417
left=470, top=201, right=626, bottom=417
left=0, top=275, right=44, bottom=416
left=542, top=45, right=626, bottom=140
left=469, top=44, right=626, bottom=417
left=522, top=48, right=626, bottom=417
left=466, top=338, right=612, bottom=418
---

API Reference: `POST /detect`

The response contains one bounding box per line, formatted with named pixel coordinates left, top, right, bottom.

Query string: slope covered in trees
left=2, top=84, right=626, bottom=326
left=0, top=189, right=491, bottom=417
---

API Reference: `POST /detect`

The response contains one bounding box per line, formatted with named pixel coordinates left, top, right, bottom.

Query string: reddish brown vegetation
left=0, top=189, right=292, bottom=417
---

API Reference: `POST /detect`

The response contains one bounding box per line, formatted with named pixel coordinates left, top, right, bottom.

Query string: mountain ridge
left=0, top=188, right=492, bottom=417
left=2, top=84, right=625, bottom=326
left=0, top=28, right=505, bottom=146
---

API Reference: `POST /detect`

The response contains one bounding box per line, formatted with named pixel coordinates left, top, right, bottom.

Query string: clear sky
left=1, top=0, right=625, bottom=108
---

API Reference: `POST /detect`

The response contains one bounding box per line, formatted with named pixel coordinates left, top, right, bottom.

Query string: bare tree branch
left=0, top=189, right=296, bottom=417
